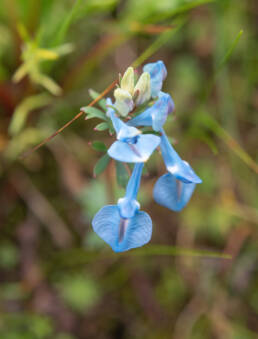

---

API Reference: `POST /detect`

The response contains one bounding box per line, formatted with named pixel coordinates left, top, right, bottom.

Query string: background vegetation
left=0, top=0, right=257, bottom=338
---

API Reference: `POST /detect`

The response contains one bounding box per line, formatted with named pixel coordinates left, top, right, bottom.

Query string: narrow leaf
left=94, top=122, right=109, bottom=131
left=81, top=106, right=107, bottom=121
left=89, top=89, right=107, bottom=110
left=36, top=48, right=59, bottom=60
left=93, top=154, right=110, bottom=177
left=36, top=74, right=62, bottom=96
left=9, top=94, right=52, bottom=136
left=92, top=141, right=107, bottom=152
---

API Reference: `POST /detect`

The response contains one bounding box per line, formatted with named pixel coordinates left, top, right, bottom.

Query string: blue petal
left=152, top=92, right=174, bottom=131
left=92, top=205, right=152, bottom=252
left=117, top=124, right=141, bottom=141
left=143, top=61, right=167, bottom=98
left=106, top=98, right=115, bottom=118
left=108, top=134, right=160, bottom=162
left=127, top=92, right=174, bottom=131
left=106, top=98, right=141, bottom=139
left=118, top=197, right=140, bottom=218
left=160, top=132, right=202, bottom=184
left=126, top=109, right=153, bottom=128
left=167, top=159, right=202, bottom=184
left=153, top=173, right=196, bottom=212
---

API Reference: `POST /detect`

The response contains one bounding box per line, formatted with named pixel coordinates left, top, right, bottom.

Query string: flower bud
left=114, top=88, right=134, bottom=117
left=120, top=67, right=135, bottom=96
left=133, top=72, right=151, bottom=106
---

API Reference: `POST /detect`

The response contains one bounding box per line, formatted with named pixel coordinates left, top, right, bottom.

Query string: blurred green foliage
left=55, top=273, right=100, bottom=312
left=0, top=0, right=258, bottom=338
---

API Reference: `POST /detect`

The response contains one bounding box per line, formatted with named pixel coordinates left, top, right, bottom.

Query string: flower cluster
left=90, top=61, right=202, bottom=252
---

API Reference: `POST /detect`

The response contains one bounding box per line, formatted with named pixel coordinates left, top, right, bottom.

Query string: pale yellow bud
left=114, top=88, right=134, bottom=117
left=133, top=72, right=151, bottom=106
left=120, top=67, right=135, bottom=96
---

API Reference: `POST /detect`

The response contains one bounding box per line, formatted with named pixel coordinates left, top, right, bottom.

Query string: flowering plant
left=82, top=61, right=202, bottom=252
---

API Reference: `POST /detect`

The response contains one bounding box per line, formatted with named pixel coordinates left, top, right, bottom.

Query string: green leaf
left=81, top=106, right=107, bottom=121
left=8, top=94, right=52, bottom=136
left=92, top=141, right=107, bottom=152
left=93, top=154, right=110, bottom=177
left=78, top=0, right=117, bottom=17
left=5, top=128, right=44, bottom=160
left=115, top=161, right=129, bottom=188
left=89, top=89, right=107, bottom=110
left=36, top=73, right=62, bottom=95
left=94, top=122, right=109, bottom=131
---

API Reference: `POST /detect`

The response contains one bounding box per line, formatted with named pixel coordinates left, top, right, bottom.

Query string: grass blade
left=51, top=0, right=83, bottom=47
left=126, top=245, right=231, bottom=259
left=216, top=30, right=243, bottom=73
left=132, top=18, right=185, bottom=68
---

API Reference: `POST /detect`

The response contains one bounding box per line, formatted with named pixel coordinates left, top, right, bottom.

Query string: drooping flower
left=127, top=91, right=174, bottom=131
left=159, top=129, right=201, bottom=184
left=92, top=163, right=152, bottom=252
left=143, top=60, right=167, bottom=98
left=89, top=60, right=202, bottom=251
left=153, top=173, right=196, bottom=212
left=153, top=128, right=201, bottom=211
left=106, top=99, right=160, bottom=162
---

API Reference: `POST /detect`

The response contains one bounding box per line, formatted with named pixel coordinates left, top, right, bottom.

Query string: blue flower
left=153, top=129, right=201, bottom=211
left=143, top=60, right=167, bottom=98
left=153, top=173, right=196, bottom=212
left=127, top=91, right=174, bottom=132
left=106, top=98, right=160, bottom=162
left=159, top=129, right=202, bottom=184
left=92, top=163, right=152, bottom=252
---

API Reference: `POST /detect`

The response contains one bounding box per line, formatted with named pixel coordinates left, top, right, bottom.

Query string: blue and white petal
left=107, top=134, right=160, bottom=163
left=143, top=60, right=167, bottom=98
left=153, top=173, right=196, bottom=211
left=106, top=98, right=141, bottom=140
left=118, top=197, right=140, bottom=219
left=160, top=131, right=202, bottom=184
left=106, top=98, right=116, bottom=118
left=92, top=205, right=152, bottom=252
left=117, top=124, right=141, bottom=141
left=166, top=158, right=202, bottom=184
left=127, top=92, right=174, bottom=132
